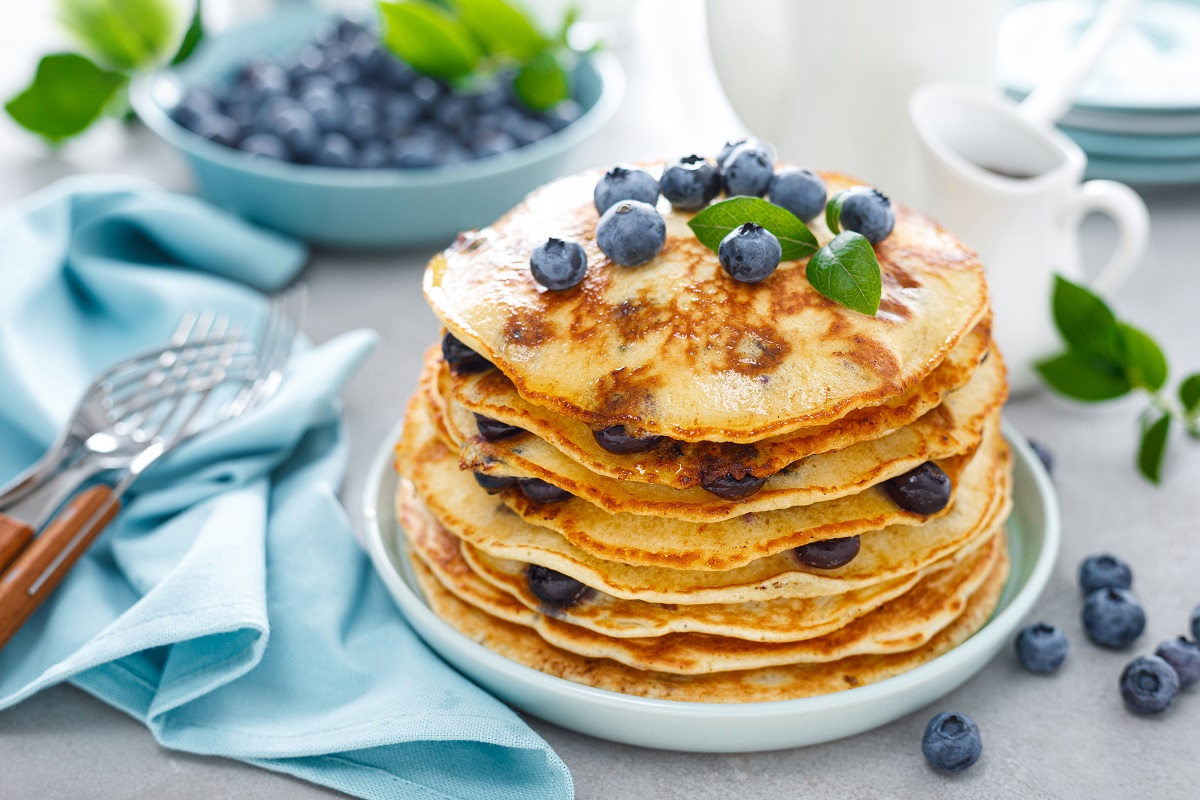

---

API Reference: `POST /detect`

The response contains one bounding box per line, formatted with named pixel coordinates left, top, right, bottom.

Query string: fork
left=0, top=288, right=305, bottom=647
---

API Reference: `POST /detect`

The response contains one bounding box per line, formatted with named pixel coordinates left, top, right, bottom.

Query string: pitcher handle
left=1058, top=179, right=1150, bottom=294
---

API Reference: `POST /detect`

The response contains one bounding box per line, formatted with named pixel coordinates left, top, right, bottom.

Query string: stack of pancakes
left=394, top=166, right=1012, bottom=702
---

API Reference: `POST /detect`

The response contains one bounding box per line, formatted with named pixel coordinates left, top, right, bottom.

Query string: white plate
left=362, top=419, right=1060, bottom=752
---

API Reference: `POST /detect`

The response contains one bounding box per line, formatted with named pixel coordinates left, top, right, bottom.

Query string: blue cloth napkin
left=0, top=176, right=573, bottom=800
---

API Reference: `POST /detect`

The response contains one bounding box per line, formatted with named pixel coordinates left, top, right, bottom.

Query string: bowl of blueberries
left=130, top=7, right=622, bottom=248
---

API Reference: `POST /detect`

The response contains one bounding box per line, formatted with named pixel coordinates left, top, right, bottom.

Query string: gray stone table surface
left=1, top=3, right=1198, bottom=799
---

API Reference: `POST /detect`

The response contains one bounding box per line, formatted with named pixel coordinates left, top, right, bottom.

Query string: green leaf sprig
left=6, top=0, right=203, bottom=144
left=376, top=0, right=578, bottom=111
left=1036, top=275, right=1200, bottom=483
left=687, top=195, right=883, bottom=316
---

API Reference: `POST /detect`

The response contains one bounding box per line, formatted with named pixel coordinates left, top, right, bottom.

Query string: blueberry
left=659, top=155, right=721, bottom=210
left=718, top=222, right=782, bottom=283
left=1014, top=622, right=1068, bottom=674
left=269, top=107, right=320, bottom=161
left=1193, top=603, right=1200, bottom=642
left=700, top=470, right=767, bottom=501
left=381, top=95, right=423, bottom=137
left=474, top=414, right=522, bottom=441
left=1078, top=554, right=1132, bottom=595
left=1155, top=637, right=1200, bottom=688
left=469, top=129, right=518, bottom=158
left=438, top=143, right=474, bottom=165
left=526, top=564, right=589, bottom=608
left=594, top=166, right=660, bottom=215
left=238, top=132, right=288, bottom=160
left=237, top=60, right=288, bottom=96
left=441, top=332, right=491, bottom=374
left=794, top=536, right=860, bottom=569
left=410, top=76, right=443, bottom=105
left=1120, top=655, right=1180, bottom=714
left=473, top=472, right=518, bottom=494
left=768, top=167, right=827, bottom=222
left=542, top=99, right=582, bottom=131
left=357, top=139, right=390, bottom=169
left=592, top=425, right=663, bottom=454
left=301, top=85, right=347, bottom=131
left=191, top=113, right=241, bottom=147
left=596, top=200, right=666, bottom=267
left=171, top=87, right=219, bottom=129
left=530, top=238, right=588, bottom=291
left=390, top=133, right=440, bottom=168
left=882, top=462, right=951, bottom=514
left=518, top=478, right=572, bottom=503
left=833, top=186, right=895, bottom=244
left=327, top=58, right=362, bottom=87
left=1027, top=438, right=1054, bottom=476
left=721, top=144, right=774, bottom=197
left=433, top=95, right=473, bottom=131
left=717, top=137, right=775, bottom=168
left=313, top=132, right=356, bottom=167
left=343, top=103, right=378, bottom=144
left=1082, top=587, right=1146, bottom=649
left=921, top=712, right=982, bottom=773
left=505, top=117, right=553, bottom=147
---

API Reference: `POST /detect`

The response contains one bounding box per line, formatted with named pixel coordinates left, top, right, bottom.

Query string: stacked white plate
left=997, top=0, right=1200, bottom=184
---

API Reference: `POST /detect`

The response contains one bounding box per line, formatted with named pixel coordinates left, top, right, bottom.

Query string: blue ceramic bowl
left=131, top=8, right=623, bottom=249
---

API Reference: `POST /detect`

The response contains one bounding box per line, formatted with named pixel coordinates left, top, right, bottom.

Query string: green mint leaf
left=1179, top=372, right=1200, bottom=414
left=688, top=196, right=818, bottom=260
left=824, top=190, right=847, bottom=234
left=5, top=53, right=126, bottom=143
left=454, top=0, right=548, bottom=60
left=171, top=0, right=204, bottom=65
left=1117, top=322, right=1168, bottom=391
left=1035, top=350, right=1132, bottom=401
left=59, top=0, right=181, bottom=71
left=512, top=52, right=569, bottom=111
left=379, top=1, right=482, bottom=79
left=1050, top=275, right=1123, bottom=366
left=1137, top=412, right=1171, bottom=484
left=805, top=232, right=882, bottom=317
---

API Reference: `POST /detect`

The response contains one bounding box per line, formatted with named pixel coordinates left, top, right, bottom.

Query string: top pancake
left=425, top=166, right=990, bottom=443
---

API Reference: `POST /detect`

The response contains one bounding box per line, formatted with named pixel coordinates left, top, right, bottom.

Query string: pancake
left=395, top=430, right=1012, bottom=598
left=461, top=515, right=994, bottom=643
left=406, top=497, right=1001, bottom=673
left=443, top=348, right=1005, bottom=515
left=450, top=318, right=994, bottom=488
left=424, top=167, right=989, bottom=443
left=408, top=540, right=1011, bottom=701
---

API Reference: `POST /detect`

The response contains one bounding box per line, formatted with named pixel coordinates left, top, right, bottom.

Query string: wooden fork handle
left=0, top=513, right=34, bottom=573
left=0, top=485, right=120, bottom=650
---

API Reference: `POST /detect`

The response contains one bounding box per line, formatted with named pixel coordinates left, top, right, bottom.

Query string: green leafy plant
left=1036, top=275, right=1200, bottom=483
left=688, top=196, right=882, bottom=315
left=376, top=0, right=577, bottom=111
left=6, top=0, right=202, bottom=144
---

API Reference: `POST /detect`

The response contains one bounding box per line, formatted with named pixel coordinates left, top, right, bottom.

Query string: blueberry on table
left=882, top=462, right=951, bottom=514
left=719, top=223, right=782, bottom=283
left=922, top=712, right=982, bottom=773
left=474, top=414, right=522, bottom=441
left=1026, top=438, right=1054, bottom=477
left=721, top=144, right=774, bottom=197
left=592, top=425, right=663, bottom=454
left=700, top=471, right=767, bottom=501
left=1078, top=553, right=1133, bottom=595
left=659, top=155, right=721, bottom=210
left=594, top=166, right=660, bottom=214
left=596, top=200, right=667, bottom=267
left=768, top=167, right=827, bottom=222
left=527, top=565, right=589, bottom=608
left=519, top=478, right=572, bottom=503
left=1155, top=637, right=1200, bottom=688
left=473, top=472, right=518, bottom=494
left=441, top=332, right=492, bottom=374
left=1082, top=588, right=1145, bottom=649
left=238, top=133, right=288, bottom=160
left=834, top=186, right=895, bottom=244
left=1120, top=655, right=1180, bottom=714
left=717, top=137, right=775, bottom=168
left=794, top=536, right=860, bottom=569
left=1014, top=622, right=1068, bottom=674
left=530, top=238, right=589, bottom=290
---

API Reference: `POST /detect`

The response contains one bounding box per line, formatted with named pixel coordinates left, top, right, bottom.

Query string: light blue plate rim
left=360, top=415, right=1060, bottom=735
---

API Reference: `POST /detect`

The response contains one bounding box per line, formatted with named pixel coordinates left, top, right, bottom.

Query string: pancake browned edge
left=406, top=535, right=1010, bottom=702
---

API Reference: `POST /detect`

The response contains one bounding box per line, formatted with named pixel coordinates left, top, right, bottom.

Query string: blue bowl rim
left=129, top=12, right=624, bottom=189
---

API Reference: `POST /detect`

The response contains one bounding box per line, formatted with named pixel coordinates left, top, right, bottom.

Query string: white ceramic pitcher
left=909, top=83, right=1149, bottom=395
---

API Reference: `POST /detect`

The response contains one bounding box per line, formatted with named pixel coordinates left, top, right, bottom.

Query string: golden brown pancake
left=449, top=318, right=994, bottom=488
left=407, top=540, right=1010, bottom=701
left=424, top=168, right=989, bottom=442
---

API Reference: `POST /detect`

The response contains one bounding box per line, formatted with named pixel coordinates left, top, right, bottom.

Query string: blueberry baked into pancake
left=393, top=140, right=1011, bottom=702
